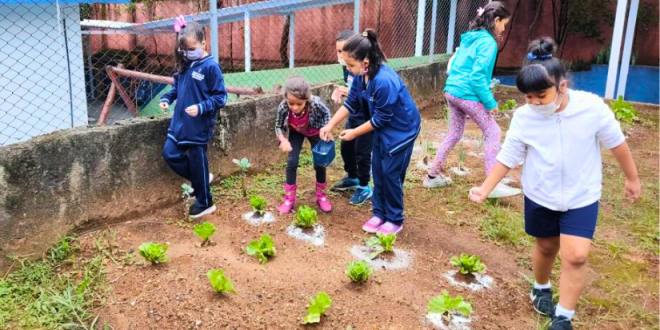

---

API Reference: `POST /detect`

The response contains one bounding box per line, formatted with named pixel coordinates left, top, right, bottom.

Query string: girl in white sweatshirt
left=468, top=38, right=641, bottom=330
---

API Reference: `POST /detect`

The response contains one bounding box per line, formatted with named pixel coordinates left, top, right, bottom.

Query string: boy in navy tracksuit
left=330, top=30, right=374, bottom=206
left=321, top=30, right=421, bottom=235
left=159, top=19, right=227, bottom=218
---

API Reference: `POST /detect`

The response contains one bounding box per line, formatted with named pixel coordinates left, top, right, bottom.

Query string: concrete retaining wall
left=0, top=61, right=446, bottom=270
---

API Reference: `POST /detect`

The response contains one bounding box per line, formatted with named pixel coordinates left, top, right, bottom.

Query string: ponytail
left=342, top=29, right=387, bottom=79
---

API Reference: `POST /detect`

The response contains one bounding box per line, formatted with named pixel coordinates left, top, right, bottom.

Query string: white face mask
left=529, top=91, right=564, bottom=117
left=338, top=57, right=347, bottom=66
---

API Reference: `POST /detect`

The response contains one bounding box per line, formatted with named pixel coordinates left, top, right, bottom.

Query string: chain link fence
left=0, top=0, right=484, bottom=146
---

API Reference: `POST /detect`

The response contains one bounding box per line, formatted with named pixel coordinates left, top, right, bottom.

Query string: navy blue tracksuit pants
left=371, top=132, right=415, bottom=225
left=163, top=139, right=212, bottom=208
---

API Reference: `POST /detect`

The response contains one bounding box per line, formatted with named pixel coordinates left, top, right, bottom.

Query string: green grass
left=0, top=233, right=122, bottom=329
left=479, top=200, right=531, bottom=247
left=140, top=53, right=451, bottom=117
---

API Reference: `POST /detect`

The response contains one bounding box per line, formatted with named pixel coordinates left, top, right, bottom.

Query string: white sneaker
left=423, top=174, right=453, bottom=188
left=488, top=183, right=522, bottom=199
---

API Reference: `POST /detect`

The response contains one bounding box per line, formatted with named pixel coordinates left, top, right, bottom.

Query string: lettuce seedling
left=139, top=242, right=170, bottom=264
left=499, top=99, right=518, bottom=112
left=181, top=183, right=193, bottom=199
left=366, top=233, right=396, bottom=259
left=302, top=292, right=332, bottom=324
left=450, top=253, right=487, bottom=275
left=345, top=260, right=373, bottom=283
left=245, top=234, right=277, bottom=264
left=193, top=222, right=217, bottom=246
left=293, top=206, right=318, bottom=228
left=250, top=195, right=267, bottom=216
left=206, top=268, right=237, bottom=295
left=428, top=290, right=472, bottom=317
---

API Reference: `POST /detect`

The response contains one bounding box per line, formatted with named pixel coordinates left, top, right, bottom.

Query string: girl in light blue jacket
left=425, top=2, right=512, bottom=197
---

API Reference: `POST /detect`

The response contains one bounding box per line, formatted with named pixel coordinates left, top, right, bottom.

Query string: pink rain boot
left=316, top=182, right=332, bottom=213
left=277, top=184, right=297, bottom=214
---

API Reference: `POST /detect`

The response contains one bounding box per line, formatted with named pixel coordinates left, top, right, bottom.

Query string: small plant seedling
left=345, top=260, right=373, bottom=283
left=610, top=96, right=638, bottom=130
left=302, top=292, right=332, bottom=324
left=233, top=158, right=251, bottom=198
left=457, top=142, right=466, bottom=171
left=50, top=236, right=76, bottom=262
left=293, top=206, right=318, bottom=228
left=138, top=242, right=170, bottom=264
left=250, top=195, right=267, bottom=217
left=489, top=78, right=500, bottom=91
left=181, top=183, right=193, bottom=199
left=193, top=222, right=217, bottom=246
left=499, top=99, right=518, bottom=112
left=366, top=233, right=396, bottom=259
left=207, top=268, right=237, bottom=295
left=245, top=234, right=277, bottom=264
left=428, top=290, right=473, bottom=318
left=450, top=253, right=487, bottom=275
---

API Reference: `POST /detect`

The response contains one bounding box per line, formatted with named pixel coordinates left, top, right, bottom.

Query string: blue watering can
left=312, top=140, right=336, bottom=168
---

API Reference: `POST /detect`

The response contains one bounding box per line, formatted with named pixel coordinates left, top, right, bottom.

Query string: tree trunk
left=528, top=0, right=543, bottom=43
left=376, top=0, right=382, bottom=34
left=279, top=15, right=291, bottom=67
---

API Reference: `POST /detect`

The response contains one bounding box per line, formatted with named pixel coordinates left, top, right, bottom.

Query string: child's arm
left=368, top=78, right=397, bottom=130
left=597, top=103, right=641, bottom=202
left=339, top=120, right=374, bottom=141
left=610, top=142, right=641, bottom=202
left=159, top=73, right=179, bottom=108
left=197, top=64, right=228, bottom=116
left=320, top=106, right=350, bottom=141
left=469, top=116, right=525, bottom=203
left=275, top=102, right=292, bottom=152
left=321, top=78, right=360, bottom=140
left=469, top=40, right=498, bottom=111
left=469, top=162, right=511, bottom=203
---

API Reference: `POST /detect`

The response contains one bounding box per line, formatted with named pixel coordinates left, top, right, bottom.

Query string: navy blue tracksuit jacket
left=161, top=55, right=227, bottom=208
left=344, top=64, right=421, bottom=224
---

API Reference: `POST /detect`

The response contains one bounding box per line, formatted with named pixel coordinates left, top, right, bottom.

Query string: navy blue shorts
left=524, top=196, right=600, bottom=239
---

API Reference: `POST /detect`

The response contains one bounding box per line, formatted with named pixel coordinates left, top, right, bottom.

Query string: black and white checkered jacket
left=275, top=95, right=331, bottom=136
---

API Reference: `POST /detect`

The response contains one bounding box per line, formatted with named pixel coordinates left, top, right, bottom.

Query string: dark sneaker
left=548, top=315, right=572, bottom=330
left=349, top=186, right=373, bottom=205
left=189, top=204, right=217, bottom=219
left=331, top=177, right=359, bottom=192
left=530, top=288, right=555, bottom=316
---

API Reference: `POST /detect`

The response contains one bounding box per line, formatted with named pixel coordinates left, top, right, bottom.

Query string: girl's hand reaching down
left=468, top=186, right=489, bottom=204
left=279, top=140, right=293, bottom=153
left=159, top=102, right=169, bottom=110
left=320, top=125, right=334, bottom=141
left=624, top=177, right=642, bottom=203
left=185, top=105, right=199, bottom=117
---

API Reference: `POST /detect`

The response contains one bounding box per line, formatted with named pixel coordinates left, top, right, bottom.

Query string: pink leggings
left=430, top=93, right=501, bottom=176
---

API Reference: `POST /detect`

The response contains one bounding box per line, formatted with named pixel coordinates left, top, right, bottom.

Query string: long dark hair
left=342, top=29, right=387, bottom=80
left=174, top=21, right=205, bottom=73
left=516, top=37, right=567, bottom=94
left=469, top=1, right=510, bottom=37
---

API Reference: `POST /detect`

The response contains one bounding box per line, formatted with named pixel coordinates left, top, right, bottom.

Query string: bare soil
left=77, top=88, right=658, bottom=330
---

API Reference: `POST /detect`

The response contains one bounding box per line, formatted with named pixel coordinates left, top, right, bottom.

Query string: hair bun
left=527, top=37, right=557, bottom=61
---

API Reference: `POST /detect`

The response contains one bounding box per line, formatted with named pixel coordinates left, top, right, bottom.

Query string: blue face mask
left=181, top=48, right=203, bottom=61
